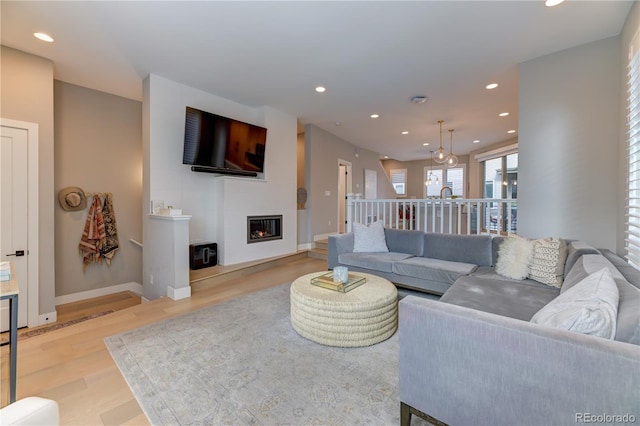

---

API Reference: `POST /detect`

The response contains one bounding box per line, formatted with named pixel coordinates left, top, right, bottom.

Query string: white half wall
left=518, top=36, right=621, bottom=251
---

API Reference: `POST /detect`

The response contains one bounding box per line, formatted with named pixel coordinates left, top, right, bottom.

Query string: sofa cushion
left=562, top=254, right=626, bottom=293
left=531, top=268, right=619, bottom=339
left=528, top=237, right=568, bottom=287
left=491, top=236, right=505, bottom=266
left=338, top=252, right=412, bottom=273
left=393, top=257, right=477, bottom=285
left=352, top=220, right=388, bottom=253
left=615, top=275, right=640, bottom=345
left=600, top=248, right=640, bottom=289
left=564, top=240, right=600, bottom=278
left=384, top=228, right=424, bottom=256
left=440, top=274, right=560, bottom=321
left=495, top=235, right=534, bottom=280
left=423, top=233, right=493, bottom=266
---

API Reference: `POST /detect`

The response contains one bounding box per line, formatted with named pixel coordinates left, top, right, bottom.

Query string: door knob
left=6, top=250, right=25, bottom=257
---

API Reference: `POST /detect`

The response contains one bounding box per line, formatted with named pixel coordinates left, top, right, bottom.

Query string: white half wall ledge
left=167, top=285, right=191, bottom=300
left=54, top=281, right=143, bottom=306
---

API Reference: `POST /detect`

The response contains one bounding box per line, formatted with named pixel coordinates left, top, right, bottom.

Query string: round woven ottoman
left=290, top=272, right=398, bottom=347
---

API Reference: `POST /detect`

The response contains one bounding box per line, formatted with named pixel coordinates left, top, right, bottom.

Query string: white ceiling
left=1, top=1, right=633, bottom=161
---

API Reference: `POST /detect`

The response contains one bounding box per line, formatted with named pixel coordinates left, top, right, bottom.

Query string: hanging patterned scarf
left=79, top=195, right=106, bottom=269
left=100, top=193, right=119, bottom=265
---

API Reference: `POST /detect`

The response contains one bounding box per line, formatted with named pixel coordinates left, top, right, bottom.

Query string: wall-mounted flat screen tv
left=183, top=106, right=267, bottom=176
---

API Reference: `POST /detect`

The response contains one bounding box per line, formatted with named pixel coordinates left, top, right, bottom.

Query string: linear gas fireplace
left=247, top=215, right=283, bottom=244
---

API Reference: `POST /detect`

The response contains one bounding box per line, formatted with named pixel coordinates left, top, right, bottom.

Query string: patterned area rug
left=105, top=283, right=428, bottom=425
left=0, top=310, right=115, bottom=345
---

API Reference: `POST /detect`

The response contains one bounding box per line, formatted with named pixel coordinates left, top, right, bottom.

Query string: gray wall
left=0, top=46, right=56, bottom=318
left=518, top=36, right=621, bottom=251
left=305, top=124, right=396, bottom=239
left=54, top=81, right=143, bottom=297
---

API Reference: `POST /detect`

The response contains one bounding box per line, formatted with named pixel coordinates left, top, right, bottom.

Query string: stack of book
left=0, top=262, right=11, bottom=282
left=310, top=272, right=366, bottom=293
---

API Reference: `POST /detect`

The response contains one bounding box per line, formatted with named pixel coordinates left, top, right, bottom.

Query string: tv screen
left=183, top=107, right=267, bottom=174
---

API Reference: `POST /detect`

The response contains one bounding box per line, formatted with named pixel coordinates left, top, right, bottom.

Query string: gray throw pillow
left=353, top=220, right=389, bottom=253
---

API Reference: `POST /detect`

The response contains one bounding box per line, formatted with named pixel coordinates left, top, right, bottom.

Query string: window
left=390, top=169, right=407, bottom=196
left=480, top=151, right=518, bottom=232
left=483, top=154, right=518, bottom=199
left=627, top=30, right=640, bottom=270
left=423, top=166, right=465, bottom=198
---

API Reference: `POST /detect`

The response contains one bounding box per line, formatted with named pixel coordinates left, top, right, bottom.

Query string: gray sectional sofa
left=328, top=228, right=640, bottom=425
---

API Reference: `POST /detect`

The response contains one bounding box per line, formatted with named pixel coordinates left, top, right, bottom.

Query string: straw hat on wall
left=58, top=187, right=87, bottom=211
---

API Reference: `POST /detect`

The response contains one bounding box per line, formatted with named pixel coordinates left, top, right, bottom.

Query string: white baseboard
left=55, top=282, right=143, bottom=306
left=38, top=311, right=57, bottom=325
left=167, top=285, right=191, bottom=300
left=297, top=243, right=313, bottom=251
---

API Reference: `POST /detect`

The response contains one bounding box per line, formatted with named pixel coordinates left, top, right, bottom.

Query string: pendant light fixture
left=434, top=120, right=447, bottom=164
left=425, top=151, right=440, bottom=186
left=446, top=129, right=459, bottom=168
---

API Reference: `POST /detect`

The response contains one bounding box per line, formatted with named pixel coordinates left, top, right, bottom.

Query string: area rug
left=0, top=310, right=115, bottom=345
left=105, top=283, right=421, bottom=425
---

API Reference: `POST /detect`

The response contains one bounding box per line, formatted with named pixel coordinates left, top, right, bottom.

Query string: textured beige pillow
left=528, top=237, right=568, bottom=287
left=495, top=236, right=533, bottom=280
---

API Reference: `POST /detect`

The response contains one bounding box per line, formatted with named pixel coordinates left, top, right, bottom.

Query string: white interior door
left=1, top=125, right=30, bottom=330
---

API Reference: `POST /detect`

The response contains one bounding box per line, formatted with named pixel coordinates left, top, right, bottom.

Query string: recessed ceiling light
left=473, top=140, right=480, bottom=144
left=334, top=121, right=341, bottom=126
left=401, top=131, right=409, bottom=135
left=34, top=32, right=54, bottom=42
left=545, top=0, right=565, bottom=7
left=499, top=112, right=509, bottom=117
left=508, top=130, right=516, bottom=134
left=485, top=83, right=499, bottom=90
left=370, top=114, right=379, bottom=118
left=383, top=155, right=389, bottom=159
left=422, top=142, right=429, bottom=146
left=315, top=86, right=326, bottom=93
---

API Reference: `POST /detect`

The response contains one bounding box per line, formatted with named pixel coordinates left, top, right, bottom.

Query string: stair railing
left=346, top=194, right=518, bottom=235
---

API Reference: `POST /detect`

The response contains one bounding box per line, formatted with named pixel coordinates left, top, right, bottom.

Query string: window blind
left=627, top=30, right=640, bottom=270
left=390, top=169, right=407, bottom=196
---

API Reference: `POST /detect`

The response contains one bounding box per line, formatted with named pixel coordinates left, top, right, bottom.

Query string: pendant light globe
left=446, top=129, right=459, bottom=168
left=434, top=120, right=447, bottom=164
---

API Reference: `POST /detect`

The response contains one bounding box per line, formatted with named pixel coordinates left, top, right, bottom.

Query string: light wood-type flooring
left=0, top=256, right=326, bottom=425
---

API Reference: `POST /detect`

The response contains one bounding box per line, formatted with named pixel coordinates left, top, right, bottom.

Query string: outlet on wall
left=150, top=274, right=154, bottom=285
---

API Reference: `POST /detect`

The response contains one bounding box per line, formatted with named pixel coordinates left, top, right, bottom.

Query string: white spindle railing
left=346, top=194, right=518, bottom=235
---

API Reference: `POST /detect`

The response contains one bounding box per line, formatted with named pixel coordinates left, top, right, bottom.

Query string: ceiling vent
left=411, top=96, right=428, bottom=104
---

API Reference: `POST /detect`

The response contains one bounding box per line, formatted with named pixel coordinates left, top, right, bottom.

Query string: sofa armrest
left=399, top=296, right=640, bottom=426
left=327, top=233, right=354, bottom=269
left=0, top=397, right=59, bottom=425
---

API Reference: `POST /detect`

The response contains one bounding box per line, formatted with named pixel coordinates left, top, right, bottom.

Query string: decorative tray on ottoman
left=310, top=272, right=367, bottom=293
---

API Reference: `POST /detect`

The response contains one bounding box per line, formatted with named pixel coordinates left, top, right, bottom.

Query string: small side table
left=1, top=262, right=19, bottom=403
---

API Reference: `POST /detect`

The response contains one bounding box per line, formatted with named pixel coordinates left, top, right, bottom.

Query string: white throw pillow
left=352, top=220, right=389, bottom=253
left=495, top=236, right=533, bottom=280
left=528, top=237, right=568, bottom=287
left=530, top=268, right=619, bottom=339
